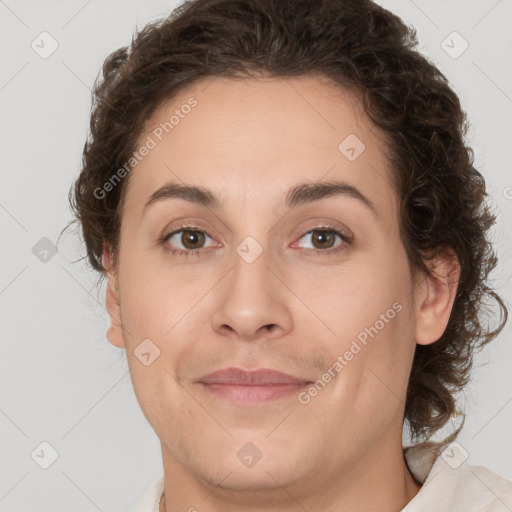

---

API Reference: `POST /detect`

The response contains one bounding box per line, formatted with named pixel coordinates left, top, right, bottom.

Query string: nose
left=210, top=245, right=293, bottom=342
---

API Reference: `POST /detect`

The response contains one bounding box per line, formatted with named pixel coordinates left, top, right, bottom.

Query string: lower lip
left=199, top=382, right=310, bottom=405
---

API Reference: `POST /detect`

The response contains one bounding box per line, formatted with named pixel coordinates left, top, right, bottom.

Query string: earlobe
left=103, top=244, right=126, bottom=349
left=414, top=248, right=460, bottom=346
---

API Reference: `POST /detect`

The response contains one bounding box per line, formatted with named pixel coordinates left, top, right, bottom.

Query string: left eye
left=295, top=229, right=347, bottom=251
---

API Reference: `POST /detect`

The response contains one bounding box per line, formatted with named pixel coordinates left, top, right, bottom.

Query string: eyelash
left=158, top=224, right=352, bottom=258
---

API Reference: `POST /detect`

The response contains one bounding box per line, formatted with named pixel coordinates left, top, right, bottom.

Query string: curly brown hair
left=67, top=0, right=507, bottom=443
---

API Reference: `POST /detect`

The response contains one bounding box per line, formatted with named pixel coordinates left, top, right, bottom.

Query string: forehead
left=123, top=75, right=396, bottom=216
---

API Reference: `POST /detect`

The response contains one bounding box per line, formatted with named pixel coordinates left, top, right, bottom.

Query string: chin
left=180, top=440, right=304, bottom=487
left=201, top=461, right=301, bottom=494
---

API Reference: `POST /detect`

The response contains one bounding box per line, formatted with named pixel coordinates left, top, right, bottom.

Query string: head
left=68, top=0, right=507, bottom=494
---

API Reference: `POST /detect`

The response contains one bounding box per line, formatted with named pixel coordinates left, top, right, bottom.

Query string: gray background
left=0, top=0, right=511, bottom=510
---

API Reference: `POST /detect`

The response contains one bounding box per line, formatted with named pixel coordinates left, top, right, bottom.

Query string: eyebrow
left=142, top=179, right=377, bottom=215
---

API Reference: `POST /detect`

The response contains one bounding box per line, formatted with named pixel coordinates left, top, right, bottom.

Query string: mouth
left=196, top=367, right=312, bottom=405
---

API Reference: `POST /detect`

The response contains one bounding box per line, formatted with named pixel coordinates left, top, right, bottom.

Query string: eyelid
left=290, top=218, right=354, bottom=244
left=161, top=218, right=223, bottom=243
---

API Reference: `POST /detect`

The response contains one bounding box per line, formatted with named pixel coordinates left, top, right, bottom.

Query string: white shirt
left=130, top=442, right=512, bottom=511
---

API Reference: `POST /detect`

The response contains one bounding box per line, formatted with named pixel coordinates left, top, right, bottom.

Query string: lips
left=198, top=367, right=310, bottom=386
left=197, top=367, right=312, bottom=405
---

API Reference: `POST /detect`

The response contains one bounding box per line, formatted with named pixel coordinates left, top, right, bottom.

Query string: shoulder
left=455, top=463, right=512, bottom=510
left=404, top=441, right=512, bottom=511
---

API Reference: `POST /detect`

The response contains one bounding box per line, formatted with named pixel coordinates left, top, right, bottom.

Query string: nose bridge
left=232, top=238, right=272, bottom=298
left=210, top=235, right=293, bottom=340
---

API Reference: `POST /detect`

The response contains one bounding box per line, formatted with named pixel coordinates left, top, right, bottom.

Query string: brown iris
left=180, top=230, right=206, bottom=249
left=310, top=230, right=336, bottom=249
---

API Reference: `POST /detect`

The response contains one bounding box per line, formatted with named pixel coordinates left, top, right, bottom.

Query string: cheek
left=308, top=263, right=404, bottom=338
left=119, top=264, right=207, bottom=342
left=312, top=253, right=414, bottom=377
left=118, top=274, right=193, bottom=426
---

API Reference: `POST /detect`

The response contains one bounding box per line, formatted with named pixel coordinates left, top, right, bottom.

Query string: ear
left=414, top=247, right=460, bottom=346
left=103, top=243, right=126, bottom=349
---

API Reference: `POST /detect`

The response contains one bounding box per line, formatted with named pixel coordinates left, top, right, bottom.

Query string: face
left=104, top=75, right=453, bottom=497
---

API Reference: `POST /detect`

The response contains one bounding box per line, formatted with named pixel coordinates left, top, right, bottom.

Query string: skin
left=103, top=74, right=459, bottom=511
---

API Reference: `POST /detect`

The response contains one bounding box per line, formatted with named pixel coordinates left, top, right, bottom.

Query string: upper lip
left=198, top=367, right=311, bottom=386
